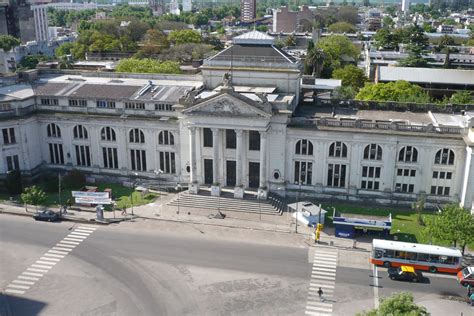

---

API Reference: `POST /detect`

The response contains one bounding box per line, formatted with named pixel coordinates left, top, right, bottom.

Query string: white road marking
left=7, top=284, right=30, bottom=290
left=312, top=275, right=336, bottom=281
left=60, top=240, right=80, bottom=245
left=309, top=283, right=335, bottom=289
left=68, top=233, right=88, bottom=238
left=22, top=272, right=43, bottom=277
left=5, top=289, right=25, bottom=294
left=312, top=267, right=337, bottom=272
left=48, top=250, right=69, bottom=255
left=78, top=226, right=97, bottom=230
left=315, top=254, right=338, bottom=259
left=63, top=237, right=84, bottom=242
left=40, top=256, right=60, bottom=262
left=18, top=276, right=39, bottom=281
left=36, top=260, right=56, bottom=266
left=27, top=268, right=48, bottom=273
left=56, top=243, right=76, bottom=248
left=52, top=247, right=72, bottom=252
left=306, top=305, right=332, bottom=313
left=69, top=232, right=90, bottom=237
left=43, top=253, right=64, bottom=258
left=312, top=262, right=337, bottom=268
left=31, top=264, right=52, bottom=270
left=12, top=280, right=35, bottom=285
left=373, top=265, right=379, bottom=309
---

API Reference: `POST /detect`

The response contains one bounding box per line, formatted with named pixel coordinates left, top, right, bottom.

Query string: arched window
left=398, top=146, right=418, bottom=163
left=101, top=127, right=116, bottom=141
left=295, top=139, right=313, bottom=155
left=73, top=125, right=88, bottom=140
left=158, top=131, right=174, bottom=145
left=47, top=123, right=61, bottom=138
left=329, top=141, right=348, bottom=158
left=363, top=144, right=383, bottom=160
left=434, top=148, right=455, bottom=165
left=129, top=128, right=145, bottom=144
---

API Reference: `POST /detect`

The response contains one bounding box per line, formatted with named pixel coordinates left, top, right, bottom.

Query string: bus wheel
left=383, top=261, right=391, bottom=268
left=429, top=266, right=437, bottom=273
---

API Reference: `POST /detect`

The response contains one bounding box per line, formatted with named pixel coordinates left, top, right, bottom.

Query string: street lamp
left=175, top=183, right=182, bottom=215
left=130, top=172, right=139, bottom=216
left=258, top=191, right=262, bottom=221
left=153, top=169, right=164, bottom=191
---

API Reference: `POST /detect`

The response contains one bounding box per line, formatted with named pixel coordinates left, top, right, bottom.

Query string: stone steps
left=168, top=191, right=281, bottom=215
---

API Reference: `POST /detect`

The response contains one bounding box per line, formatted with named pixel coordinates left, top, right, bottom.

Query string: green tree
left=284, top=34, right=296, bottom=47
left=0, top=35, right=20, bottom=51
left=18, top=55, right=49, bottom=70
left=423, top=204, right=474, bottom=254
left=55, top=42, right=74, bottom=58
left=115, top=58, right=182, bottom=74
left=305, top=47, right=325, bottom=77
left=21, top=186, right=47, bottom=212
left=168, top=29, right=201, bottom=45
left=449, top=91, right=473, bottom=105
left=332, top=65, right=367, bottom=90
left=356, top=81, right=431, bottom=103
left=316, top=35, right=360, bottom=76
left=358, top=292, right=428, bottom=316
left=328, top=22, right=357, bottom=33
left=382, top=16, right=394, bottom=29
left=332, top=86, right=356, bottom=100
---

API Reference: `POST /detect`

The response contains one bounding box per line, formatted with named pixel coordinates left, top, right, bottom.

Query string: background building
left=240, top=0, right=255, bottom=22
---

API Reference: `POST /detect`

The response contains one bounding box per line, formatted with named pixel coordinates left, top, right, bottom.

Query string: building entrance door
left=226, top=160, right=236, bottom=187
left=248, top=162, right=260, bottom=188
left=204, top=159, right=213, bottom=185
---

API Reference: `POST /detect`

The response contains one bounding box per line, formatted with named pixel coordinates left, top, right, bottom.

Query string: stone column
left=188, top=127, right=199, bottom=194
left=211, top=128, right=221, bottom=196
left=258, top=131, right=268, bottom=200
left=234, top=129, right=244, bottom=198
left=460, top=146, right=474, bottom=213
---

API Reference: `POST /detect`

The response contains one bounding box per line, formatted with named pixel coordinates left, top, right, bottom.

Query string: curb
left=0, top=209, right=108, bottom=225
left=136, top=215, right=293, bottom=234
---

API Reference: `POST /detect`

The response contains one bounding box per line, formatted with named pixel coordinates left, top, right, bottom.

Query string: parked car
left=388, top=266, right=423, bottom=282
left=33, top=210, right=59, bottom=222
left=457, top=266, right=474, bottom=287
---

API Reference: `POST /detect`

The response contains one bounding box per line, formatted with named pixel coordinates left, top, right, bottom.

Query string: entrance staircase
left=168, top=189, right=287, bottom=216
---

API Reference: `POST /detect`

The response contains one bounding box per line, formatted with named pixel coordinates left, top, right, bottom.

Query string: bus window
left=429, top=254, right=440, bottom=263
left=395, top=251, right=406, bottom=259
left=374, top=249, right=384, bottom=259
left=417, top=253, right=430, bottom=262
left=385, top=250, right=394, bottom=258
left=440, top=256, right=454, bottom=264
left=406, top=252, right=417, bottom=260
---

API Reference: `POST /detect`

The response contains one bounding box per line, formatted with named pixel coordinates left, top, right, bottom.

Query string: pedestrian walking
left=470, top=292, right=474, bottom=306
left=121, top=207, right=127, bottom=216
left=317, top=287, right=324, bottom=301
left=467, top=284, right=472, bottom=297
left=352, top=240, right=357, bottom=249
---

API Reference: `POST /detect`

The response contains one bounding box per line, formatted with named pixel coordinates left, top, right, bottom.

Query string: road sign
left=74, top=197, right=112, bottom=205
left=72, top=191, right=110, bottom=198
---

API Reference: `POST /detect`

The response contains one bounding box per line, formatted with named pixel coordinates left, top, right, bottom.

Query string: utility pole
left=58, top=172, right=62, bottom=209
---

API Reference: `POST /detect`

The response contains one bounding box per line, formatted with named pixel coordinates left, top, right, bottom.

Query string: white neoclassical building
left=1, top=31, right=474, bottom=211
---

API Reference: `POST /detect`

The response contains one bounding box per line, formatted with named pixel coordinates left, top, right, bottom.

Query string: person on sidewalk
left=318, top=287, right=324, bottom=301
left=470, top=292, right=474, bottom=306
left=121, top=207, right=127, bottom=216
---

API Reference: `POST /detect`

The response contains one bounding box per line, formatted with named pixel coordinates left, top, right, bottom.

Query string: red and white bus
left=370, top=239, right=462, bottom=274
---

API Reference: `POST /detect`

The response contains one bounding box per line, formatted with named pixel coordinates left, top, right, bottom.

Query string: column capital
left=211, top=127, right=220, bottom=134
left=188, top=126, right=196, bottom=134
left=235, top=129, right=244, bottom=137
left=259, top=130, right=267, bottom=140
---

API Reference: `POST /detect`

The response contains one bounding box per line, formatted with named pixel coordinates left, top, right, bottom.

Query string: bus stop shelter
left=333, top=212, right=392, bottom=239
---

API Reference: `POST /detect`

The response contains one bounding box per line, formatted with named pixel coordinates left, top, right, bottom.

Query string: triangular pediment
left=182, top=93, right=272, bottom=118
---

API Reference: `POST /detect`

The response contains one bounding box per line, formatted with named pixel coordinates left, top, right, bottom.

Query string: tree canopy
left=332, top=65, right=367, bottom=90
left=449, top=91, right=473, bottom=105
left=316, top=35, right=359, bottom=76
left=358, top=292, right=428, bottom=316
left=168, top=29, right=201, bottom=45
left=115, top=58, right=182, bottom=74
left=0, top=35, right=20, bottom=52
left=355, top=81, right=431, bottom=103
left=423, top=204, right=474, bottom=254
left=327, top=22, right=357, bottom=33
left=21, top=186, right=47, bottom=212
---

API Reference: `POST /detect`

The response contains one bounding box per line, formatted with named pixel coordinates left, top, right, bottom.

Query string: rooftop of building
left=377, top=66, right=474, bottom=86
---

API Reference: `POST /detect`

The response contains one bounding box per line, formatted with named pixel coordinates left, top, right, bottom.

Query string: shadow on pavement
left=0, top=293, right=47, bottom=316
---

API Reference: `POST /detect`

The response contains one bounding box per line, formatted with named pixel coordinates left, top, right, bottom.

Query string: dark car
left=388, top=266, right=423, bottom=282
left=33, top=210, right=59, bottom=222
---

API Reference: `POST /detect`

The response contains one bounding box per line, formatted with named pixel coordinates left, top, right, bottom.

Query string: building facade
left=240, top=0, right=256, bottom=22
left=1, top=31, right=474, bottom=211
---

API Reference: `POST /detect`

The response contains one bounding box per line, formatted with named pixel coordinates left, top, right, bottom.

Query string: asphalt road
left=0, top=215, right=311, bottom=316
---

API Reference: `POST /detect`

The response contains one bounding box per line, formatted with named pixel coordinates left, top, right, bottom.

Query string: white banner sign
left=74, top=197, right=112, bottom=205
left=72, top=191, right=110, bottom=199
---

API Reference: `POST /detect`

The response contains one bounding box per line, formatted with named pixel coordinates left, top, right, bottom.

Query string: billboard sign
left=74, top=197, right=112, bottom=205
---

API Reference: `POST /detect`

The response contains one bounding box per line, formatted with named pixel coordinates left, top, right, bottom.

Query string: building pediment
left=182, top=93, right=272, bottom=119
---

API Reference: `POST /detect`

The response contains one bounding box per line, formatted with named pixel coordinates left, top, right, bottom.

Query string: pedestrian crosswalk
left=4, top=225, right=98, bottom=295
left=305, top=248, right=338, bottom=316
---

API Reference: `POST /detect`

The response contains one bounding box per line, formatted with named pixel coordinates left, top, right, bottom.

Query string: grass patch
left=1, top=182, right=158, bottom=209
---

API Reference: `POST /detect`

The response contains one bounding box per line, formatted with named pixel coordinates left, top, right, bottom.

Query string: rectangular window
left=159, top=151, right=176, bottom=174
left=41, top=98, right=59, bottom=106
left=48, top=143, right=64, bottom=165
left=226, top=130, right=236, bottom=149
left=249, top=131, right=260, bottom=151
left=203, top=128, right=213, bottom=147
left=433, top=171, right=438, bottom=178
left=0, top=103, right=12, bottom=111
left=97, top=100, right=115, bottom=108
left=102, top=147, right=118, bottom=169
left=397, top=168, right=403, bottom=176
left=75, top=145, right=91, bottom=167
left=155, top=103, right=173, bottom=111
left=130, top=149, right=147, bottom=172
left=69, top=99, right=87, bottom=107
left=327, top=163, right=346, bottom=188
left=361, top=166, right=381, bottom=191
left=6, top=155, right=20, bottom=171
left=125, top=102, right=145, bottom=109
left=294, top=161, right=312, bottom=185
left=2, top=128, right=16, bottom=144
